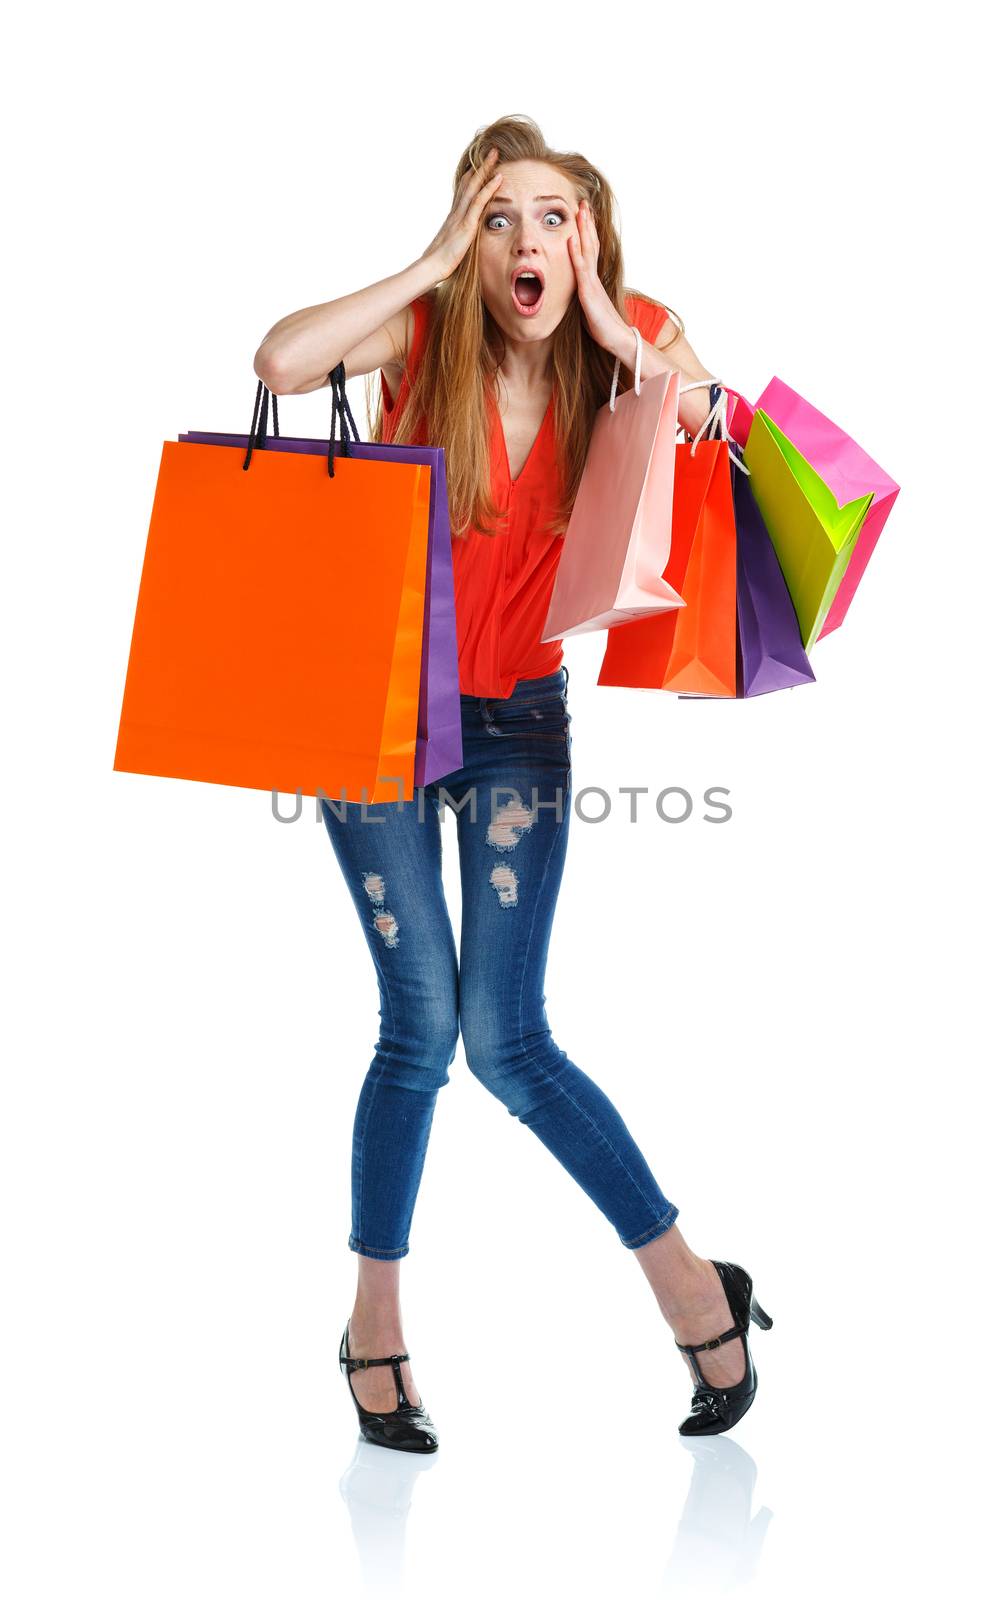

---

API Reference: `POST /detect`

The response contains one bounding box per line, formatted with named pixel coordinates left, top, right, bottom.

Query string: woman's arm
left=252, top=255, right=444, bottom=396
left=609, top=320, right=720, bottom=438
left=568, top=202, right=722, bottom=435
left=254, top=151, right=508, bottom=395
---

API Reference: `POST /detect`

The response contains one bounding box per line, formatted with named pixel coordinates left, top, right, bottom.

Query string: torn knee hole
left=373, top=912, right=400, bottom=947
left=362, top=874, right=399, bottom=946
left=490, top=864, right=518, bottom=906
left=487, top=797, right=536, bottom=852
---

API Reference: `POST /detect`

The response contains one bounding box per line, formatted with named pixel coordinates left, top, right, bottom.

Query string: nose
left=514, top=216, right=546, bottom=251
left=514, top=238, right=543, bottom=265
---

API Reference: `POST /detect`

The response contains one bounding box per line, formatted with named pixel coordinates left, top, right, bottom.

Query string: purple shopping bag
left=178, top=424, right=463, bottom=787
left=733, top=456, right=816, bottom=697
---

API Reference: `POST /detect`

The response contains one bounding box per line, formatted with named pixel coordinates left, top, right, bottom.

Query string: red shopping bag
left=597, top=436, right=737, bottom=696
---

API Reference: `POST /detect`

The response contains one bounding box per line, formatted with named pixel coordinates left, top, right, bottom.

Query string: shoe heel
left=749, top=1295, right=773, bottom=1331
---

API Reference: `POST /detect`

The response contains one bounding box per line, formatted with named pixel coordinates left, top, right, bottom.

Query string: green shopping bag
left=743, top=409, right=874, bottom=652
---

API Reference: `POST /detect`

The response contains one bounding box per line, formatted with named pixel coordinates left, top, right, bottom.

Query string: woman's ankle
left=351, top=1257, right=405, bottom=1346
left=657, top=1259, right=721, bottom=1324
left=348, top=1309, right=406, bottom=1347
left=633, top=1225, right=719, bottom=1323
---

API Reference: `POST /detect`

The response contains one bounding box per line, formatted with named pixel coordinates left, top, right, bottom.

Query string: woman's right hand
left=420, top=147, right=503, bottom=281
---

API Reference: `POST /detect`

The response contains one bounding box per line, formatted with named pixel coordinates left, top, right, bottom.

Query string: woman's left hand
left=568, top=199, right=629, bottom=355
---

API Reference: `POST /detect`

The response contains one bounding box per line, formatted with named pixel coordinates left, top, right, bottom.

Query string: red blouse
left=380, top=290, right=671, bottom=698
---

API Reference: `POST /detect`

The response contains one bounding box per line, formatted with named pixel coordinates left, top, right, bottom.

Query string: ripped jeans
left=320, top=666, right=679, bottom=1260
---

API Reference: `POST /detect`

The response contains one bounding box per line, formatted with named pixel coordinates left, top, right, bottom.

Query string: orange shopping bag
left=597, top=429, right=738, bottom=697
left=114, top=377, right=432, bottom=804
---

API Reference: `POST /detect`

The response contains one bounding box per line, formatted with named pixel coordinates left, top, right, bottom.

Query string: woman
left=254, top=115, right=772, bottom=1453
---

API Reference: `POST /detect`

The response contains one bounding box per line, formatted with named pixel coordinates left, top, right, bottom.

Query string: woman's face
left=477, top=158, right=581, bottom=346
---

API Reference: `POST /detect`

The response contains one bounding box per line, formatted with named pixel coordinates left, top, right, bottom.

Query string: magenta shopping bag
left=727, top=378, right=899, bottom=641
left=180, top=384, right=462, bottom=787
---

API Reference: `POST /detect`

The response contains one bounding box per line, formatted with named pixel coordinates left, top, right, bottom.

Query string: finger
left=582, top=205, right=599, bottom=258
left=454, top=150, right=494, bottom=214
left=457, top=168, right=501, bottom=228
left=476, top=148, right=500, bottom=182
left=469, top=148, right=500, bottom=192
left=467, top=169, right=503, bottom=223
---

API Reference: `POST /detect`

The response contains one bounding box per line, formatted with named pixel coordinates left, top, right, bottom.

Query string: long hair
left=365, top=113, right=685, bottom=541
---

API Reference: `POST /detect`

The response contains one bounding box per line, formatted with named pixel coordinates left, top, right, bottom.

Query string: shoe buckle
left=702, top=1337, right=723, bottom=1351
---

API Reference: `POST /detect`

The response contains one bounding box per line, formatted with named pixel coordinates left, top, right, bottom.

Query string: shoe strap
left=344, top=1350, right=414, bottom=1408
left=344, top=1352, right=410, bottom=1371
left=674, top=1320, right=748, bottom=1355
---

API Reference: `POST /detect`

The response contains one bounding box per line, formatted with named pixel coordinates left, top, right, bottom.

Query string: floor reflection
left=338, top=1438, right=438, bottom=1594
left=661, top=1436, right=773, bottom=1595
left=337, top=1430, right=770, bottom=1597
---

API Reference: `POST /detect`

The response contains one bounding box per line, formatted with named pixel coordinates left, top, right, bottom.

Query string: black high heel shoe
left=339, top=1320, right=439, bottom=1453
left=674, top=1260, right=774, bottom=1437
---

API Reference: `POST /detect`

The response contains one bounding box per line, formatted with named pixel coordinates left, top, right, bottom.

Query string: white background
left=4, top=2, right=992, bottom=1596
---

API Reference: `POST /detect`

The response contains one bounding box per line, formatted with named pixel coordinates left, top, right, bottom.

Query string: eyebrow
left=487, top=194, right=571, bottom=206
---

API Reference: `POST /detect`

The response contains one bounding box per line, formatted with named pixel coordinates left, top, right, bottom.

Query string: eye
left=484, top=209, right=568, bottom=232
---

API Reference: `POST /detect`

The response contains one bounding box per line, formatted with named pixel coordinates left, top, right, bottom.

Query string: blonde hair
left=365, top=113, right=685, bottom=540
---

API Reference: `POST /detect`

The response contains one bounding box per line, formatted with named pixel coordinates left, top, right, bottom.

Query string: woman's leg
left=454, top=671, right=678, bottom=1248
left=320, top=787, right=459, bottom=1411
left=454, top=670, right=743, bottom=1388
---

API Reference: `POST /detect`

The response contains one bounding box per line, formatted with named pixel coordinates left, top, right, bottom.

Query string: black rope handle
left=242, top=361, right=361, bottom=477
left=331, top=362, right=362, bottom=443
left=242, top=381, right=281, bottom=469
left=326, top=361, right=362, bottom=478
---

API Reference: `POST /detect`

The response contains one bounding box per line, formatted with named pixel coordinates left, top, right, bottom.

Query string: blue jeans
left=320, top=666, right=679, bottom=1260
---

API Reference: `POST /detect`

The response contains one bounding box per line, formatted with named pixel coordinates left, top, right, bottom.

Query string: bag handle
left=677, top=379, right=751, bottom=475
left=242, top=359, right=362, bottom=477
left=608, top=323, right=644, bottom=411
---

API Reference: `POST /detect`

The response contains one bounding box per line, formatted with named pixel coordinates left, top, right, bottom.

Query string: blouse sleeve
left=623, top=292, right=671, bottom=347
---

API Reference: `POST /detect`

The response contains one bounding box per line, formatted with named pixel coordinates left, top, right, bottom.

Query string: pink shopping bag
left=540, top=335, right=684, bottom=640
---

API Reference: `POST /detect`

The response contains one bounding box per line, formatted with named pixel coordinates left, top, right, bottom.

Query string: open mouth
left=511, top=270, right=545, bottom=314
